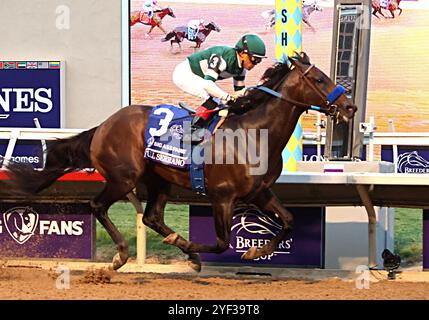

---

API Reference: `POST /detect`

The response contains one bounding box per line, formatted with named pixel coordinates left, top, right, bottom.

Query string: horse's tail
left=162, top=31, right=176, bottom=41
left=130, top=11, right=140, bottom=27
left=6, top=127, right=98, bottom=196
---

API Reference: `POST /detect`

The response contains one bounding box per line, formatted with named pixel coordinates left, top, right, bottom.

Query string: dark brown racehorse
left=161, top=21, right=221, bottom=51
left=372, top=0, right=402, bottom=18
left=6, top=53, right=356, bottom=272
left=130, top=7, right=175, bottom=36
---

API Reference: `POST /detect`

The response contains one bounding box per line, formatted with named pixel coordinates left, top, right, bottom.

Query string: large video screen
left=129, top=0, right=428, bottom=133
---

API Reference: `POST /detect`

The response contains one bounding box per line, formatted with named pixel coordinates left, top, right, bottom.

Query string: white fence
left=2, top=127, right=429, bottom=169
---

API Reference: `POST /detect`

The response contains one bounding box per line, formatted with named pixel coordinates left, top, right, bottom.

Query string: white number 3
left=149, top=108, right=174, bottom=137
left=209, top=56, right=220, bottom=69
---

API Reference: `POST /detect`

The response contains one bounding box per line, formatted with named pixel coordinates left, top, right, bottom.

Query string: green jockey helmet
left=235, top=34, right=267, bottom=58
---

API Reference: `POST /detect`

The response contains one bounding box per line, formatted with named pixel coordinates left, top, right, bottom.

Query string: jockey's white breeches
left=143, top=7, right=154, bottom=17
left=173, top=60, right=229, bottom=103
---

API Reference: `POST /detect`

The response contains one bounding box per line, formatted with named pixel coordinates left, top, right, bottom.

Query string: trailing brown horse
left=161, top=21, right=221, bottom=51
left=6, top=53, right=356, bottom=272
left=130, top=7, right=176, bottom=36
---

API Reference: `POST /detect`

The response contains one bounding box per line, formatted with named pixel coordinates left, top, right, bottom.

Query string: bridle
left=249, top=63, right=347, bottom=118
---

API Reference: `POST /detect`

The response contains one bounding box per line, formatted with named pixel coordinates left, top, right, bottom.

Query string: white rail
left=2, top=127, right=429, bottom=166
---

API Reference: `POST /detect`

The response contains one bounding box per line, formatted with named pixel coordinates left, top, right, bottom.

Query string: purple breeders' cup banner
left=190, top=206, right=325, bottom=267
left=382, top=146, right=429, bottom=269
left=382, top=145, right=429, bottom=173
left=0, top=140, right=44, bottom=169
left=0, top=202, right=94, bottom=259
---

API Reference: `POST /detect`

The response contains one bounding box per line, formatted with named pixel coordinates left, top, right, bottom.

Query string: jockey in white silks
left=187, top=19, right=205, bottom=41
left=379, top=0, right=391, bottom=7
left=142, top=0, right=162, bottom=21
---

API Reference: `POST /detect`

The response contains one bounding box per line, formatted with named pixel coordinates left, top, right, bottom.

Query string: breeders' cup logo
left=3, top=207, right=39, bottom=244
left=231, top=207, right=293, bottom=261
left=397, top=151, right=429, bottom=173
left=0, top=206, right=85, bottom=245
left=169, top=124, right=184, bottom=140
left=0, top=88, right=53, bottom=120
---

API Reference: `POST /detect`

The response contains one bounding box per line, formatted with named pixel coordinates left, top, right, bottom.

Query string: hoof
left=188, top=253, right=201, bottom=272
left=112, top=253, right=127, bottom=271
left=163, top=233, right=179, bottom=245
left=241, top=246, right=258, bottom=260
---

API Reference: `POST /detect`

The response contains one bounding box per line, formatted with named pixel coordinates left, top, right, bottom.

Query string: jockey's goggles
left=249, top=55, right=262, bottom=65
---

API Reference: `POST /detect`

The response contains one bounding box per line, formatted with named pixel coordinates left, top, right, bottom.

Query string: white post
left=388, top=119, right=398, bottom=173
left=34, top=118, right=47, bottom=168
left=126, top=192, right=146, bottom=266
left=316, top=113, right=323, bottom=161
left=2, top=129, right=20, bottom=169
left=368, top=116, right=375, bottom=162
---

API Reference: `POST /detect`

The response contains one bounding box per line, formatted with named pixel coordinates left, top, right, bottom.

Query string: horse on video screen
left=372, top=0, right=402, bottom=19
left=262, top=1, right=322, bottom=31
left=161, top=21, right=221, bottom=51
left=130, top=7, right=176, bottom=36
left=6, top=53, right=356, bottom=272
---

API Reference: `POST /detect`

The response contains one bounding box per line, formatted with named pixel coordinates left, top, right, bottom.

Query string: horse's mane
left=229, top=53, right=310, bottom=114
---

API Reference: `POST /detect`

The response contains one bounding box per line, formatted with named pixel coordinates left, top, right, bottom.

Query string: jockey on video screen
left=142, top=0, right=162, bottom=20
left=187, top=19, right=205, bottom=41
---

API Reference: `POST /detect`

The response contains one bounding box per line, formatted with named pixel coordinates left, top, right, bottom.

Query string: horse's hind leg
left=140, top=176, right=201, bottom=271
left=91, top=180, right=135, bottom=270
left=242, top=188, right=293, bottom=260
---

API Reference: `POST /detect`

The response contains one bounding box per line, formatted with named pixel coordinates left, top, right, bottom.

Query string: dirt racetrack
left=1, top=264, right=429, bottom=300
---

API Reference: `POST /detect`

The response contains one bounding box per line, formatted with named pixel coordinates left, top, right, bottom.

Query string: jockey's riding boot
left=190, top=98, right=218, bottom=144
left=190, top=116, right=206, bottom=144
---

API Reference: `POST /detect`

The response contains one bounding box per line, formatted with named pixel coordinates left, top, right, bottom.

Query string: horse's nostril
left=347, top=105, right=357, bottom=113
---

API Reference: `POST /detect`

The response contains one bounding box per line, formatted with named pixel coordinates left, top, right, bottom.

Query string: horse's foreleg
left=304, top=20, right=316, bottom=32
left=145, top=26, right=155, bottom=38
left=142, top=176, right=201, bottom=271
left=242, top=188, right=293, bottom=260
left=372, top=8, right=380, bottom=18
left=157, top=24, right=167, bottom=34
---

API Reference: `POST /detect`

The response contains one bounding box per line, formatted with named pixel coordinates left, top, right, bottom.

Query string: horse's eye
left=316, top=78, right=324, bottom=84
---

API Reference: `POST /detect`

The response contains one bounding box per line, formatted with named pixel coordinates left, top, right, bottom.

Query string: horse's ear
left=299, top=52, right=311, bottom=65
left=289, top=52, right=311, bottom=67
left=289, top=52, right=303, bottom=68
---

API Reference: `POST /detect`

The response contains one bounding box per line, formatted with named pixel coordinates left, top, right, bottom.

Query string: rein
left=247, top=64, right=346, bottom=118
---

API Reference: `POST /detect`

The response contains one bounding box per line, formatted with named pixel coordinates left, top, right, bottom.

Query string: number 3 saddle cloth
left=144, top=104, right=224, bottom=170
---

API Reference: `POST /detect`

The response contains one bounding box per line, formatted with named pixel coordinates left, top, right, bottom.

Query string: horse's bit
left=248, top=64, right=347, bottom=118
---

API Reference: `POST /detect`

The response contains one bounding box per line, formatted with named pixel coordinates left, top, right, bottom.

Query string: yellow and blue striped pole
left=275, top=0, right=303, bottom=173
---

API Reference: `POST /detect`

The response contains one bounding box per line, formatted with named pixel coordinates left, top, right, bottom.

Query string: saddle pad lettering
left=144, top=104, right=222, bottom=169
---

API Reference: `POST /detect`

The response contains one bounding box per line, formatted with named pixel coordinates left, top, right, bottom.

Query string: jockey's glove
left=226, top=88, right=247, bottom=104
left=224, top=94, right=237, bottom=105
left=231, top=88, right=247, bottom=99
